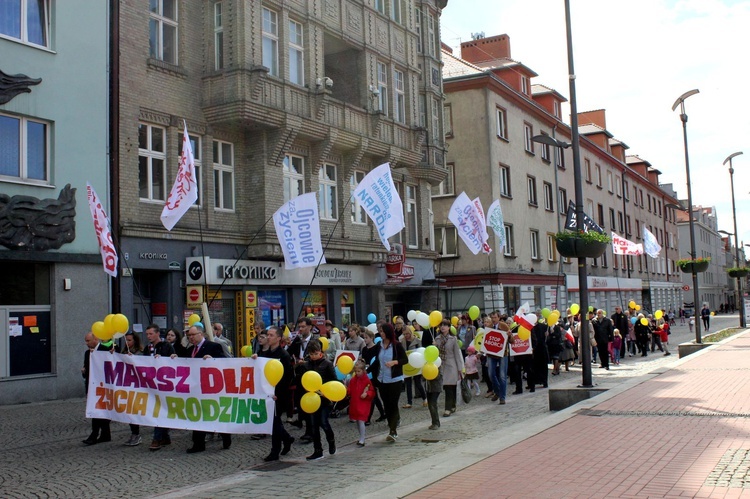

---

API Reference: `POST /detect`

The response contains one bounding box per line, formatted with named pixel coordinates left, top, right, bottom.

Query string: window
left=214, top=2, right=224, bottom=70
left=530, top=230, right=539, bottom=260
left=138, top=123, right=166, bottom=201
left=318, top=164, right=337, bottom=220
left=418, top=95, right=427, bottom=127
left=584, top=159, right=591, bottom=182
left=415, top=8, right=422, bottom=53
left=540, top=139, right=550, bottom=162
left=289, top=19, right=304, bottom=85
left=623, top=180, right=629, bottom=200
left=375, top=0, right=385, bottom=14
left=647, top=194, right=652, bottom=212
left=350, top=170, right=367, bottom=224
left=427, top=13, right=436, bottom=57
left=0, top=0, right=49, bottom=47
left=601, top=251, right=608, bottom=268
left=283, top=154, right=304, bottom=203
left=262, top=7, right=279, bottom=77
left=618, top=211, right=624, bottom=233
left=149, top=0, right=178, bottom=64
left=175, top=132, right=201, bottom=206
left=555, top=148, right=565, bottom=169
left=636, top=220, right=640, bottom=240
left=443, top=104, right=453, bottom=137
left=391, top=0, right=404, bottom=24
left=496, top=107, right=507, bottom=139
left=607, top=171, right=613, bottom=192
left=434, top=163, right=454, bottom=197
left=543, top=182, right=553, bottom=211
left=520, top=75, right=529, bottom=95
left=524, top=123, right=534, bottom=153
left=527, top=175, right=537, bottom=206
left=597, top=204, right=604, bottom=227
left=595, top=164, right=602, bottom=187
left=431, top=98, right=441, bottom=141
left=406, top=184, right=418, bottom=248
left=500, top=164, right=511, bottom=197
left=558, top=188, right=567, bottom=214
left=377, top=61, right=388, bottom=114
left=391, top=181, right=402, bottom=244
left=609, top=208, right=615, bottom=231
left=553, top=101, right=560, bottom=118
left=547, top=234, right=557, bottom=262
left=435, top=226, right=457, bottom=257
left=626, top=215, right=632, bottom=236
left=616, top=176, right=622, bottom=198
left=394, top=70, right=405, bottom=123
left=0, top=113, right=48, bottom=182
left=213, top=140, right=234, bottom=210
left=503, top=224, right=514, bottom=256
left=639, top=189, right=644, bottom=207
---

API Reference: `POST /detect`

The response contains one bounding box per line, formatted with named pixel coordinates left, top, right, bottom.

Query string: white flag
left=642, top=227, right=662, bottom=258
left=472, top=197, right=492, bottom=254
left=611, top=232, right=644, bottom=255
left=86, top=183, right=118, bottom=277
left=486, top=200, right=506, bottom=251
left=161, top=122, right=198, bottom=231
left=352, top=163, right=404, bottom=251
left=273, top=192, right=326, bottom=269
left=448, top=192, right=485, bottom=255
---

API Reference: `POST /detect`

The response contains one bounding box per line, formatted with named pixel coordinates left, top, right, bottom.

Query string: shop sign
left=139, top=252, right=167, bottom=260
left=186, top=285, right=203, bottom=308
left=385, top=244, right=414, bottom=285
left=245, top=290, right=257, bottom=308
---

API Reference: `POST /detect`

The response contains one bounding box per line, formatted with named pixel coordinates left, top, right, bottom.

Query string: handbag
left=460, top=378, right=472, bottom=404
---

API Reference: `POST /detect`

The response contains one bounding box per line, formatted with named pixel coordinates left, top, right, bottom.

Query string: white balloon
left=367, top=323, right=378, bottom=333
left=527, top=313, right=537, bottom=325
left=113, top=331, right=125, bottom=339
left=433, top=357, right=442, bottom=368
left=416, top=347, right=426, bottom=353
left=408, top=351, right=426, bottom=368
left=416, top=312, right=430, bottom=328
left=407, top=310, right=417, bottom=321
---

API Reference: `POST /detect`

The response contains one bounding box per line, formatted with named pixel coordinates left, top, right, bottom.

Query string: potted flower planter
left=555, top=237, right=608, bottom=259
left=678, top=261, right=709, bottom=273
left=728, top=268, right=749, bottom=278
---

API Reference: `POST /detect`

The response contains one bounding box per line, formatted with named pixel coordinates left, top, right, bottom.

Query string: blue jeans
left=489, top=355, right=508, bottom=401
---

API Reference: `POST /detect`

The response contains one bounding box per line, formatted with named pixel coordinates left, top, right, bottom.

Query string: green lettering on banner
left=251, top=399, right=268, bottom=424
left=166, top=396, right=185, bottom=419
left=186, top=397, right=201, bottom=421
left=201, top=399, right=220, bottom=421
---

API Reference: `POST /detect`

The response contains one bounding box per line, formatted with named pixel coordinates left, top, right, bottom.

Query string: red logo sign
left=481, top=329, right=508, bottom=357
left=385, top=243, right=415, bottom=285
left=189, top=289, right=200, bottom=301
left=682, top=285, right=690, bottom=291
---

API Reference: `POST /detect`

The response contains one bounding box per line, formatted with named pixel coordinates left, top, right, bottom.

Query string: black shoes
left=375, top=415, right=387, bottom=422
left=281, top=437, right=294, bottom=456
left=222, top=435, right=232, bottom=450
left=264, top=454, right=279, bottom=462
left=328, top=440, right=336, bottom=455
left=82, top=437, right=97, bottom=446
left=96, top=435, right=111, bottom=443
left=186, top=446, right=205, bottom=454
left=306, top=451, right=324, bottom=461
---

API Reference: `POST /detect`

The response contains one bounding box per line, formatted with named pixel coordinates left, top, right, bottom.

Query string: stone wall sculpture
left=0, top=184, right=76, bottom=251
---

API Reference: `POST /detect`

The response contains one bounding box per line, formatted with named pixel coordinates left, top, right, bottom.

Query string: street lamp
left=671, top=89, right=702, bottom=343
left=723, top=152, right=745, bottom=327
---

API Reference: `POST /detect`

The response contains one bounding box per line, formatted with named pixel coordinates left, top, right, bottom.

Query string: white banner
left=448, top=192, right=485, bottom=255
left=642, top=227, right=662, bottom=258
left=472, top=197, right=492, bottom=254
left=612, top=232, right=644, bottom=255
left=273, top=192, right=325, bottom=269
left=86, top=183, right=118, bottom=277
left=86, top=352, right=275, bottom=434
left=161, top=122, right=198, bottom=231
left=352, top=163, right=405, bottom=251
left=486, top=199, right=506, bottom=251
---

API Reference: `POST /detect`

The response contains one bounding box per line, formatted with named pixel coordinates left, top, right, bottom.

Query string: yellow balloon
left=654, top=310, right=663, bottom=320
left=710, top=311, right=715, bottom=316
left=337, top=355, right=354, bottom=375
left=451, top=316, right=459, bottom=326
left=570, top=303, right=580, bottom=315
left=473, top=332, right=484, bottom=352
left=319, top=337, right=329, bottom=352
left=517, top=327, right=530, bottom=341
left=300, top=392, right=321, bottom=413
left=468, top=305, right=480, bottom=321
left=188, top=313, right=201, bottom=327
left=422, top=362, right=439, bottom=380
left=103, top=314, right=116, bottom=335
left=429, top=310, right=443, bottom=328
left=264, top=359, right=284, bottom=386
left=635, top=305, right=641, bottom=311
left=548, top=312, right=560, bottom=324
left=320, top=381, right=347, bottom=402
left=302, top=370, right=323, bottom=392
left=92, top=321, right=112, bottom=341
left=113, top=313, right=129, bottom=333
left=240, top=345, right=253, bottom=357
left=640, top=318, right=648, bottom=326
left=403, top=364, right=421, bottom=377
left=629, top=300, right=636, bottom=309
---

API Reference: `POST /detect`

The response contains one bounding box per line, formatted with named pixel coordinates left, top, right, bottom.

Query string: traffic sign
left=682, top=285, right=690, bottom=291
left=186, top=285, right=203, bottom=308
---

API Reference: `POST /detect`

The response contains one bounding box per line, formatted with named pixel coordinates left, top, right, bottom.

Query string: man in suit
left=182, top=324, right=231, bottom=453
left=82, top=332, right=119, bottom=445
left=287, top=317, right=314, bottom=440
left=212, top=322, right=233, bottom=357
left=593, top=309, right=614, bottom=370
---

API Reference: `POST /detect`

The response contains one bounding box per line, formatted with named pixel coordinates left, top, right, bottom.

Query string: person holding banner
left=82, top=332, right=119, bottom=445
left=180, top=325, right=231, bottom=453
left=376, top=322, right=409, bottom=441
left=487, top=314, right=511, bottom=405
left=143, top=325, right=175, bottom=451
left=257, top=326, right=295, bottom=462
left=434, top=320, right=464, bottom=417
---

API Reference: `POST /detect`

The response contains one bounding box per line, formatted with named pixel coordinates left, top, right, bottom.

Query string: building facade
left=436, top=34, right=682, bottom=317
left=117, top=0, right=449, bottom=351
left=0, top=2, right=110, bottom=403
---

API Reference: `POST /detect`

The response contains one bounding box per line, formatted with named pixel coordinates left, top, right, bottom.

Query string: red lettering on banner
left=200, top=367, right=224, bottom=394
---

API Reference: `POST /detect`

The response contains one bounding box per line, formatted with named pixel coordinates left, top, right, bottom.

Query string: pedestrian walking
left=347, top=360, right=375, bottom=447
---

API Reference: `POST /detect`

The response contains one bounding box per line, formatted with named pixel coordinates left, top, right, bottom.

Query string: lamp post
left=723, top=152, right=745, bottom=327
left=671, top=89, right=702, bottom=343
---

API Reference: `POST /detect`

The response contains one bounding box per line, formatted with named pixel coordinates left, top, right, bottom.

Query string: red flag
left=86, top=183, right=117, bottom=277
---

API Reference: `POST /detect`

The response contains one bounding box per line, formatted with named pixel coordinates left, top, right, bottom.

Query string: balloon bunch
left=628, top=300, right=642, bottom=312
left=541, top=308, right=562, bottom=325
left=512, top=309, right=537, bottom=341
left=187, top=313, right=202, bottom=327
left=406, top=309, right=444, bottom=329
left=299, top=370, right=347, bottom=414
left=91, top=313, right=130, bottom=341
left=405, top=345, right=442, bottom=380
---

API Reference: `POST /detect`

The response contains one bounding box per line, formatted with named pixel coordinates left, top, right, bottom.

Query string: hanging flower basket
left=555, top=231, right=610, bottom=259
left=728, top=267, right=749, bottom=278
left=677, top=258, right=710, bottom=273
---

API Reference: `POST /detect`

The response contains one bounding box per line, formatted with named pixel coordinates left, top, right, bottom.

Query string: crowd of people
left=81, top=304, right=678, bottom=460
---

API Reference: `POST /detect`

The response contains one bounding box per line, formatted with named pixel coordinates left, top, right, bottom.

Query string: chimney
left=460, top=34, right=511, bottom=64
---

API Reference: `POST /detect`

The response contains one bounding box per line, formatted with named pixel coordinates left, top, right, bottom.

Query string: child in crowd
left=296, top=339, right=337, bottom=461
left=464, top=346, right=481, bottom=396
left=347, top=360, right=375, bottom=446
left=611, top=329, right=623, bottom=365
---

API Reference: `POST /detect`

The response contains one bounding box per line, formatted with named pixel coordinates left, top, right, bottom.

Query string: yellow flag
left=283, top=325, right=290, bottom=338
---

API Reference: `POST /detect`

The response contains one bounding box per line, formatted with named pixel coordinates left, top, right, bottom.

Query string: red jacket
left=347, top=373, right=375, bottom=422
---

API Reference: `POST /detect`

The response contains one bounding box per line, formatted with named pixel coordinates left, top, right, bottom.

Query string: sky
left=441, top=0, right=750, bottom=254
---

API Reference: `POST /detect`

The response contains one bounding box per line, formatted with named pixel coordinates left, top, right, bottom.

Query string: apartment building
left=436, top=34, right=682, bottom=317
left=116, top=0, right=449, bottom=349
left=0, top=2, right=110, bottom=403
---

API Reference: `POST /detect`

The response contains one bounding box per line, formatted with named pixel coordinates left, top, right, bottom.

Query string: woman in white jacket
left=433, top=319, right=465, bottom=417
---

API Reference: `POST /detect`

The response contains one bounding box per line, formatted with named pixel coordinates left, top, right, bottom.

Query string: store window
left=258, top=290, right=288, bottom=330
